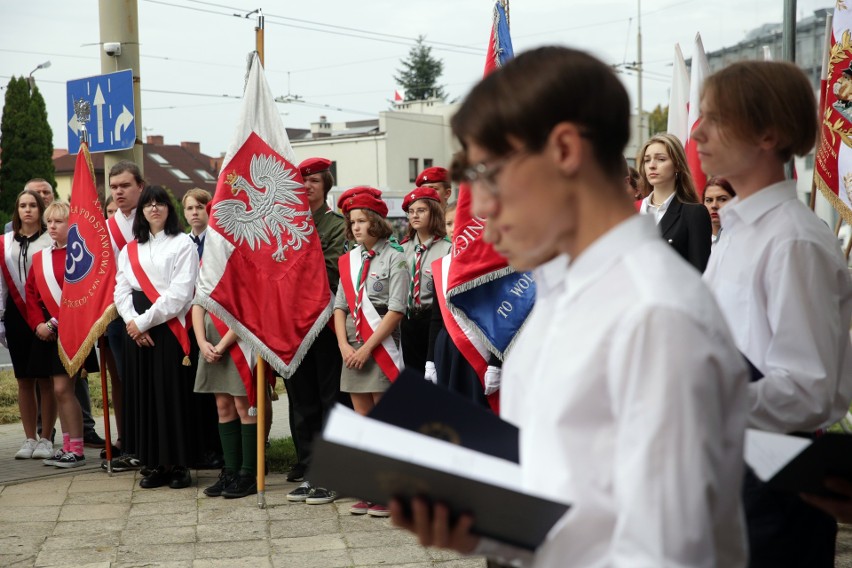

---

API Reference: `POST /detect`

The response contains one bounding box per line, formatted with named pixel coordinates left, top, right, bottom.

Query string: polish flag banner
left=58, top=142, right=117, bottom=375
left=194, top=52, right=332, bottom=385
left=444, top=0, right=535, bottom=365
left=814, top=8, right=852, bottom=225
left=685, top=33, right=709, bottom=197
left=667, top=43, right=690, bottom=145
left=394, top=89, right=404, bottom=102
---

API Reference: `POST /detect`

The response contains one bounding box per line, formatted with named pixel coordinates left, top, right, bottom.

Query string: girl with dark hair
left=703, top=177, right=736, bottom=244
left=114, top=185, right=200, bottom=489
left=2, top=190, right=55, bottom=460
left=400, top=187, right=450, bottom=375
left=637, top=133, right=712, bottom=271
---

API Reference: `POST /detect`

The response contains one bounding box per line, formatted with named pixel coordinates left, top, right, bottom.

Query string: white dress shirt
left=114, top=231, right=198, bottom=333
left=493, top=215, right=748, bottom=568
left=639, top=191, right=675, bottom=224
left=704, top=180, right=852, bottom=433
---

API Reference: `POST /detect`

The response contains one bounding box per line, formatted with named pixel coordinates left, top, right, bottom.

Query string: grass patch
left=267, top=436, right=298, bottom=474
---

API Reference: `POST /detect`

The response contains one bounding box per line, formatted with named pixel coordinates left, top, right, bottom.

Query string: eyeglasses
left=142, top=202, right=165, bottom=211
left=407, top=207, right=429, bottom=217
left=462, top=150, right=528, bottom=195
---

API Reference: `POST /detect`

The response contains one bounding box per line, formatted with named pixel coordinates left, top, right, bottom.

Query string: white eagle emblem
left=215, top=153, right=313, bottom=262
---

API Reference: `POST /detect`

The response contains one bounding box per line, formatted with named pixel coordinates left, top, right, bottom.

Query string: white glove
left=0, top=321, right=7, bottom=349
left=484, top=365, right=502, bottom=396
left=424, top=361, right=437, bottom=384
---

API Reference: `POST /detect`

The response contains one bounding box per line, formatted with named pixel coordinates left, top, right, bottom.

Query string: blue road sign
left=67, top=69, right=136, bottom=154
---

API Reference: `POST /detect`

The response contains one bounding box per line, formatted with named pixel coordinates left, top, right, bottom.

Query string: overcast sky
left=0, top=0, right=835, bottom=158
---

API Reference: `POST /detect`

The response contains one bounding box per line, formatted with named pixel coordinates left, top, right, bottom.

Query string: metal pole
left=782, top=0, right=796, bottom=180
left=637, top=0, right=643, bottom=140
left=98, top=0, right=143, bottom=173
left=98, top=336, right=114, bottom=476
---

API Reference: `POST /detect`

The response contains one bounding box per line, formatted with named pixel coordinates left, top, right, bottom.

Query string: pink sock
left=62, top=433, right=71, bottom=453
left=70, top=438, right=84, bottom=456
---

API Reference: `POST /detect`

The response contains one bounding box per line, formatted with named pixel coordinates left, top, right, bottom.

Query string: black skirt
left=5, top=299, right=41, bottom=378
left=28, top=304, right=99, bottom=377
left=433, top=327, right=490, bottom=410
left=121, top=291, right=200, bottom=467
left=400, top=308, right=432, bottom=375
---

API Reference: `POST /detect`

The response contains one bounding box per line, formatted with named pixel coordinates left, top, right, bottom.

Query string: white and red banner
left=194, top=52, right=332, bottom=388
left=667, top=43, right=690, bottom=145
left=685, top=33, right=709, bottom=197
left=58, top=142, right=117, bottom=375
left=814, top=10, right=852, bottom=224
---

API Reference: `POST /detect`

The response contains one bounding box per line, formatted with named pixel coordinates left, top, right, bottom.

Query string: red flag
left=194, top=53, right=331, bottom=404
left=58, top=142, right=117, bottom=375
left=394, top=89, right=404, bottom=102
left=685, top=33, right=709, bottom=197
left=814, top=10, right=852, bottom=225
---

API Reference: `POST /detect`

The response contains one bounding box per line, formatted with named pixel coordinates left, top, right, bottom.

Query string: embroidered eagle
left=215, top=153, right=313, bottom=262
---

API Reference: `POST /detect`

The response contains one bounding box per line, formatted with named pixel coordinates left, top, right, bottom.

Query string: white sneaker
left=31, top=438, right=54, bottom=459
left=15, top=438, right=38, bottom=459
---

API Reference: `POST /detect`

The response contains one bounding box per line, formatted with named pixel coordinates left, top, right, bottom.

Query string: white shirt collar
left=719, top=179, right=797, bottom=227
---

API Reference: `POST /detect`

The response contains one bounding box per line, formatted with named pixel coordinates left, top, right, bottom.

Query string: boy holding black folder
left=694, top=61, right=852, bottom=567
left=391, top=46, right=750, bottom=567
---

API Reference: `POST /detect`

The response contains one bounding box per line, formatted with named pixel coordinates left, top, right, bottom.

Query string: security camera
left=103, top=42, right=122, bottom=57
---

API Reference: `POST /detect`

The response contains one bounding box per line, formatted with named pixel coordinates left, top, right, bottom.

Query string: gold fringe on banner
left=816, top=175, right=852, bottom=226
left=58, top=304, right=117, bottom=377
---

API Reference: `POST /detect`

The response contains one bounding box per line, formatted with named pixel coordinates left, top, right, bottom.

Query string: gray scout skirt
left=339, top=312, right=398, bottom=394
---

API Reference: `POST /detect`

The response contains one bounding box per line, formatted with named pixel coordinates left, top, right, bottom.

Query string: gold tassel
left=182, top=355, right=191, bottom=366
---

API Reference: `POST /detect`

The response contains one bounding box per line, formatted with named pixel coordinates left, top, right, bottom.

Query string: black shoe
left=222, top=473, right=257, bottom=499
left=101, top=454, right=142, bottom=472
left=169, top=466, right=192, bottom=489
left=139, top=467, right=169, bottom=489
left=99, top=445, right=121, bottom=459
left=83, top=431, right=106, bottom=448
left=204, top=469, right=237, bottom=497
left=286, top=464, right=305, bottom=482
left=194, top=451, right=225, bottom=470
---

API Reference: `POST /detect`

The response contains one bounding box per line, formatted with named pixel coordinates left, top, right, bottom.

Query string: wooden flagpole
left=255, top=10, right=267, bottom=510
left=98, top=336, right=114, bottom=475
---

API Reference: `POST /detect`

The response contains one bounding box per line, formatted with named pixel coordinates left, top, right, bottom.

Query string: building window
left=149, top=153, right=169, bottom=165
left=195, top=169, right=216, bottom=182
left=169, top=168, right=191, bottom=182
left=409, top=158, right=419, bottom=183
left=423, top=158, right=433, bottom=169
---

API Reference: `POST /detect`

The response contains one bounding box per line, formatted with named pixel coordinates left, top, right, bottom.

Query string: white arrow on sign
left=68, top=114, right=79, bottom=136
left=114, top=105, right=134, bottom=141
left=93, top=85, right=106, bottom=144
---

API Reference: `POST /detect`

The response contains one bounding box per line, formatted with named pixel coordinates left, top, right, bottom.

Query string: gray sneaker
left=43, top=449, right=65, bottom=466
left=286, top=481, right=312, bottom=502
left=305, top=487, right=338, bottom=505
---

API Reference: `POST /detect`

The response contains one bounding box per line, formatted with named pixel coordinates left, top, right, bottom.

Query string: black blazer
left=658, top=198, right=712, bottom=272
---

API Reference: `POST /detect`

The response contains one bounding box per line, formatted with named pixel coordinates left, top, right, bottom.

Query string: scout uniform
left=334, top=187, right=409, bottom=392
left=399, top=187, right=451, bottom=374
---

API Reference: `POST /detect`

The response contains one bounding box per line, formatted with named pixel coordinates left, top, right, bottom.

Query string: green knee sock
left=218, top=419, right=241, bottom=473
left=240, top=422, right=258, bottom=476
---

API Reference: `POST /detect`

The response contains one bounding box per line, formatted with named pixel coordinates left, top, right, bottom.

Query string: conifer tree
left=0, top=77, right=56, bottom=215
left=394, top=36, right=446, bottom=101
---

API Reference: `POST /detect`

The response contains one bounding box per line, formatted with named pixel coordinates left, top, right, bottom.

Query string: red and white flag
left=58, top=142, right=117, bottom=375
left=814, top=9, right=852, bottom=225
left=394, top=89, right=404, bottom=102
left=685, top=33, right=709, bottom=197
left=667, top=43, right=690, bottom=145
left=194, top=53, right=332, bottom=397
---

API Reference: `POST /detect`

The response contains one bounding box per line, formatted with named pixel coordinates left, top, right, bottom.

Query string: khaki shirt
left=334, top=238, right=409, bottom=314
left=312, top=203, right=346, bottom=294
left=402, top=234, right=452, bottom=307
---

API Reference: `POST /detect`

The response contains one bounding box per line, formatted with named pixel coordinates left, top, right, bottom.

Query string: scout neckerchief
left=126, top=239, right=191, bottom=365
left=433, top=254, right=499, bottom=414
left=337, top=243, right=403, bottom=381
left=408, top=235, right=433, bottom=313
left=32, top=246, right=63, bottom=319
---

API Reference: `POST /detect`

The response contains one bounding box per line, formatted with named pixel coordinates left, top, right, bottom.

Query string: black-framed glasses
left=142, top=202, right=166, bottom=211
left=462, top=150, right=527, bottom=194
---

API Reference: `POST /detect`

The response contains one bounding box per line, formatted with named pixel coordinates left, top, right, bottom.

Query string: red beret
left=299, top=157, right=332, bottom=177
left=402, top=187, right=441, bottom=213
left=337, top=186, right=388, bottom=218
left=416, top=166, right=449, bottom=187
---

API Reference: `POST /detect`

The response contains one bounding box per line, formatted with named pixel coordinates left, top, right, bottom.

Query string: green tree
left=0, top=76, right=56, bottom=216
left=394, top=36, right=446, bottom=101
left=648, top=104, right=669, bottom=136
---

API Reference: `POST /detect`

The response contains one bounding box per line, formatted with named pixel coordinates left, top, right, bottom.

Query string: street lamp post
left=27, top=60, right=51, bottom=91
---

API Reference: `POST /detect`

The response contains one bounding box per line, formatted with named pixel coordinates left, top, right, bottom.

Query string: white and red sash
left=338, top=247, right=403, bottom=382
left=107, top=214, right=132, bottom=254
left=126, top=240, right=191, bottom=362
left=32, top=249, right=62, bottom=320
left=433, top=255, right=499, bottom=413
left=1, top=233, right=28, bottom=315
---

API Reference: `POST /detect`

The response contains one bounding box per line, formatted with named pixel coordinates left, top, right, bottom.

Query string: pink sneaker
left=367, top=504, right=390, bottom=517
left=350, top=501, right=370, bottom=515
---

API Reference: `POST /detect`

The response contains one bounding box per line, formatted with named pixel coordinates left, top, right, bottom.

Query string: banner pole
left=256, top=356, right=267, bottom=509
left=98, top=336, right=113, bottom=475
